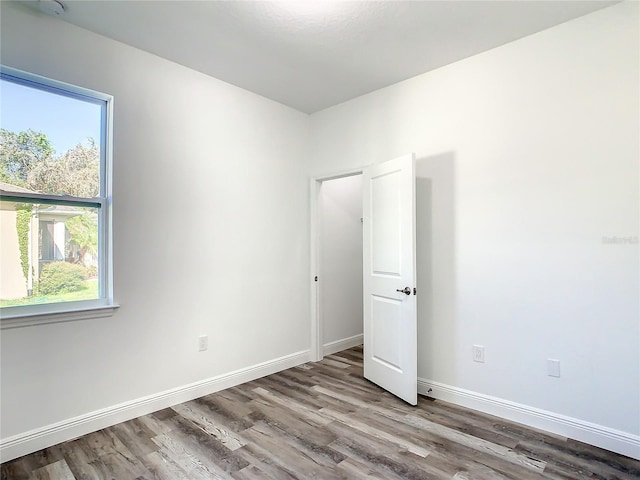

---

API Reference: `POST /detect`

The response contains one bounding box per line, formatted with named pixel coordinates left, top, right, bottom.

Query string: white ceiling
left=32, top=0, right=616, bottom=113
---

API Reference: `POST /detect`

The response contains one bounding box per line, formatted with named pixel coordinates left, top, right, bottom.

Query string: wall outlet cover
left=547, top=359, right=560, bottom=377
left=472, top=345, right=485, bottom=363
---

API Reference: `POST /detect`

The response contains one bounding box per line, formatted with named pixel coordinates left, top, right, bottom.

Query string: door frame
left=310, top=166, right=366, bottom=362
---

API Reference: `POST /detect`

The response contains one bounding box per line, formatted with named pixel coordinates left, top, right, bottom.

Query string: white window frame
left=0, top=66, right=117, bottom=329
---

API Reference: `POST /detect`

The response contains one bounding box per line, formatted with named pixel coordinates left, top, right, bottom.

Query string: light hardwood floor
left=2, top=346, right=639, bottom=479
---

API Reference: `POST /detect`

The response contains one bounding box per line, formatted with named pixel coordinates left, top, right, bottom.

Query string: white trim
left=310, top=167, right=365, bottom=362
left=0, top=349, right=310, bottom=462
left=0, top=65, right=112, bottom=102
left=311, top=165, right=368, bottom=183
left=1, top=304, right=119, bottom=329
left=418, top=378, right=640, bottom=460
left=323, top=334, right=364, bottom=356
left=309, top=177, right=321, bottom=362
left=101, top=88, right=114, bottom=307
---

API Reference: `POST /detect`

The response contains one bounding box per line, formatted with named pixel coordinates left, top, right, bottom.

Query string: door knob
left=396, top=287, right=411, bottom=295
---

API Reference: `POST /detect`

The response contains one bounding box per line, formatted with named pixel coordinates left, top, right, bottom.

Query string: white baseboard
left=322, top=334, right=363, bottom=357
left=0, top=349, right=311, bottom=463
left=418, top=378, right=640, bottom=460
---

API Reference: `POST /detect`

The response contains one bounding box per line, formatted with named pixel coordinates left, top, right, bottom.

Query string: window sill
left=0, top=304, right=119, bottom=330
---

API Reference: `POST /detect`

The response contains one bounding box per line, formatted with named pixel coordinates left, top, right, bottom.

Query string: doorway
left=311, top=171, right=364, bottom=361
left=311, top=154, right=420, bottom=405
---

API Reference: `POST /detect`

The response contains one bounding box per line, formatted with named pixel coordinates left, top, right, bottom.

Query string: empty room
left=0, top=1, right=638, bottom=478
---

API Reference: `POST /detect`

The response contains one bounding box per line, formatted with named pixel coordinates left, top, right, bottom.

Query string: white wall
left=1, top=0, right=638, bottom=462
left=319, top=175, right=363, bottom=351
left=0, top=2, right=310, bottom=456
left=310, top=0, right=639, bottom=453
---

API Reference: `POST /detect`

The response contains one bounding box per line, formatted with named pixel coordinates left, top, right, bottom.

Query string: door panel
left=371, top=295, right=403, bottom=370
left=363, top=153, right=417, bottom=405
left=371, top=170, right=402, bottom=275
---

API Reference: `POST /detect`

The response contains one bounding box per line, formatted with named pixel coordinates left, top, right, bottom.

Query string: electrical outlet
left=198, top=335, right=208, bottom=352
left=547, top=359, right=560, bottom=377
left=472, top=345, right=485, bottom=363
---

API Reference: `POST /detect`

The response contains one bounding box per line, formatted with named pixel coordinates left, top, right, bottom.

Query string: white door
left=363, top=153, right=417, bottom=405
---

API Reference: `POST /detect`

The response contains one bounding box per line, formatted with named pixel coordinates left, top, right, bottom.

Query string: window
left=0, top=66, right=114, bottom=325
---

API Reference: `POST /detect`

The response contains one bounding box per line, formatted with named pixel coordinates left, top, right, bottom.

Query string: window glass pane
left=0, top=200, right=100, bottom=307
left=0, top=78, right=102, bottom=197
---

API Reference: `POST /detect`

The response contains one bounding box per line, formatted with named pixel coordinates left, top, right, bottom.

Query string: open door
left=363, top=153, right=417, bottom=405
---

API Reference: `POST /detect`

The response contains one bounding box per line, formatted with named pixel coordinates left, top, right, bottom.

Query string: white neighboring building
left=0, top=181, right=80, bottom=300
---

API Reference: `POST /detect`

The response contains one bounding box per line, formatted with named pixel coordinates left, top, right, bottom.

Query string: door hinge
left=413, top=287, right=417, bottom=295
left=314, top=276, right=318, bottom=282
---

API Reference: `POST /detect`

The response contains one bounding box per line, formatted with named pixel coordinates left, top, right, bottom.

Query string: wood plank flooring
left=2, top=346, right=639, bottom=479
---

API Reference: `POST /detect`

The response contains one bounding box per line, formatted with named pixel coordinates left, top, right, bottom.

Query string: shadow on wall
left=416, top=152, right=457, bottom=384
